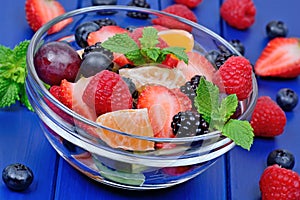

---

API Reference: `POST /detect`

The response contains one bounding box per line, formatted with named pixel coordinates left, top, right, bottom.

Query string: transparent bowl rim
left=26, top=5, right=258, bottom=144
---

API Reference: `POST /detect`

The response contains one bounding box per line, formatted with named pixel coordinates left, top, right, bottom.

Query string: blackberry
left=171, top=111, right=209, bottom=137
left=180, top=75, right=203, bottom=103
left=127, top=0, right=150, bottom=19
left=82, top=42, right=113, bottom=60
left=214, top=51, right=233, bottom=69
left=93, top=18, right=117, bottom=28
left=92, top=0, right=118, bottom=15
left=229, top=39, right=245, bottom=56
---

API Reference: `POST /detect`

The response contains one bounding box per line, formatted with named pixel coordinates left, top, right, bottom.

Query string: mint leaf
left=0, top=40, right=33, bottom=111
left=161, top=47, right=189, bottom=64
left=194, top=77, right=219, bottom=123
left=141, top=47, right=161, bottom=62
left=219, top=94, right=238, bottom=122
left=139, top=27, right=159, bottom=48
left=101, top=33, right=139, bottom=54
left=222, top=119, right=254, bottom=151
left=125, top=50, right=145, bottom=66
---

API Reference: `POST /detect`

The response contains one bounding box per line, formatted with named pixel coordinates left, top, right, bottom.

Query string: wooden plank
left=222, top=0, right=300, bottom=199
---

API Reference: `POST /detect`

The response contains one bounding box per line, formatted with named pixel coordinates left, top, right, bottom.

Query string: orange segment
left=158, top=29, right=194, bottom=52
left=96, top=109, right=155, bottom=151
left=119, top=65, right=186, bottom=92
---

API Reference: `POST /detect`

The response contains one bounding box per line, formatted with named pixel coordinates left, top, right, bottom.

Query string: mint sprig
left=195, top=77, right=254, bottom=150
left=0, top=40, right=33, bottom=111
left=101, top=27, right=188, bottom=65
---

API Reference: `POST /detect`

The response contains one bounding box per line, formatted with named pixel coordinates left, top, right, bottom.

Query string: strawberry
left=161, top=54, right=179, bottom=68
left=213, top=56, right=253, bottom=100
left=137, top=85, right=190, bottom=138
left=113, top=53, right=133, bottom=67
left=162, top=166, right=193, bottom=176
left=82, top=70, right=133, bottom=116
left=177, top=52, right=216, bottom=82
left=47, top=85, right=74, bottom=125
left=254, top=37, right=300, bottom=78
left=174, top=0, right=203, bottom=9
left=250, top=96, right=286, bottom=137
left=25, top=0, right=72, bottom=34
left=59, top=78, right=98, bottom=137
left=259, top=165, right=300, bottom=200
left=87, top=25, right=128, bottom=46
left=152, top=4, right=197, bottom=32
left=220, top=0, right=256, bottom=30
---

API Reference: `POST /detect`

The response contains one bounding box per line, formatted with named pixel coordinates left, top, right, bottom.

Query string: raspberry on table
left=220, top=0, right=256, bottom=30
left=259, top=165, right=300, bottom=200
left=174, top=0, right=203, bottom=9
left=250, top=96, right=287, bottom=137
left=212, top=56, right=253, bottom=100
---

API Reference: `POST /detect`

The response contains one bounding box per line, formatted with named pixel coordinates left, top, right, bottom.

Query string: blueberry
left=276, top=88, right=298, bottom=111
left=229, top=39, right=245, bottom=56
left=267, top=149, right=295, bottom=169
left=79, top=51, right=113, bottom=77
left=266, top=20, right=288, bottom=39
left=75, top=22, right=100, bottom=48
left=2, top=163, right=34, bottom=191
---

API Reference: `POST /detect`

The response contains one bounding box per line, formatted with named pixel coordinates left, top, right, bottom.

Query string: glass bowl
left=26, top=5, right=258, bottom=190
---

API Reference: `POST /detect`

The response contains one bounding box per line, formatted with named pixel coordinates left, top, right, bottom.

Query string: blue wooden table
left=1, top=0, right=300, bottom=199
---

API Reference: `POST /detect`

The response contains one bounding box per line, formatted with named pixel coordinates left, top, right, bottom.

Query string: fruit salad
left=33, top=18, right=255, bottom=186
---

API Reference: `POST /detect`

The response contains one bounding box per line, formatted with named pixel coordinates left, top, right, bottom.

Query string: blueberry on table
left=276, top=88, right=298, bottom=111
left=2, top=163, right=34, bottom=191
left=267, top=149, right=295, bottom=170
left=266, top=20, right=288, bottom=39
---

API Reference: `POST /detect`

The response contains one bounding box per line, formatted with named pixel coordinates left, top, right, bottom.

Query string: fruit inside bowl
left=26, top=5, right=258, bottom=190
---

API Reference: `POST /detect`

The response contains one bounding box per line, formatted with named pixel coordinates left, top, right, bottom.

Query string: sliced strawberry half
left=87, top=25, right=128, bottom=45
left=25, top=0, right=72, bottom=34
left=254, top=37, right=300, bottom=78
left=59, top=78, right=98, bottom=137
left=177, top=52, right=216, bottom=82
left=137, top=85, right=187, bottom=139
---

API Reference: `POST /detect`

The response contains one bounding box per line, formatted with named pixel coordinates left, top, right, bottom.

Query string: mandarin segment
left=158, top=29, right=194, bottom=52
left=119, top=65, right=186, bottom=92
left=96, top=109, right=155, bottom=151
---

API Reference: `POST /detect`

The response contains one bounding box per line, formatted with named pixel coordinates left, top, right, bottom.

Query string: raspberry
left=174, top=0, right=203, bottom=8
left=213, top=56, right=253, bottom=100
left=220, top=0, right=256, bottom=30
left=82, top=70, right=133, bottom=116
left=152, top=4, right=197, bottom=32
left=250, top=96, right=287, bottom=137
left=259, top=165, right=300, bottom=200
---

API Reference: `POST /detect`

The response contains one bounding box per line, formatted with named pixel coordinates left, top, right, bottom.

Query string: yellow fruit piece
left=158, top=29, right=194, bottom=52
left=96, top=109, right=155, bottom=151
left=119, top=65, right=186, bottom=92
